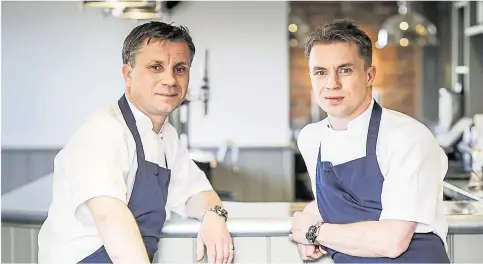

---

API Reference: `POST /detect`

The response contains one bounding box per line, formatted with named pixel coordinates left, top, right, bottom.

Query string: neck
left=126, top=93, right=167, bottom=134
left=328, top=96, right=372, bottom=131
left=151, top=119, right=166, bottom=134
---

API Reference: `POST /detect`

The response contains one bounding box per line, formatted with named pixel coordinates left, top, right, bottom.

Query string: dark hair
left=305, top=19, right=372, bottom=69
left=122, top=21, right=195, bottom=66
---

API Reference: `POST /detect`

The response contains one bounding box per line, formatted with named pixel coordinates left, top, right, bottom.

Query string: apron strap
left=317, top=142, right=322, bottom=163
left=366, top=101, right=382, bottom=155
left=165, top=154, right=169, bottom=170
left=118, top=94, right=145, bottom=162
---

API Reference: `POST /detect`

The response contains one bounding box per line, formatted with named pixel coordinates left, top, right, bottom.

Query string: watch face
left=306, top=225, right=317, bottom=243
left=213, top=206, right=228, bottom=218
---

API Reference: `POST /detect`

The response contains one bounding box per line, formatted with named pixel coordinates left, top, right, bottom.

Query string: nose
left=162, top=69, right=177, bottom=87
left=325, top=72, right=341, bottom=90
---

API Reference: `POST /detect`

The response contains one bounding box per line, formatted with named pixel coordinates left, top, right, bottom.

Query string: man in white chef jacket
left=38, top=21, right=234, bottom=264
left=289, top=19, right=450, bottom=263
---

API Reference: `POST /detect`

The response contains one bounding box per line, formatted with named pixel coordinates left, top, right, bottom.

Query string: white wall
left=1, top=1, right=290, bottom=149
left=1, top=1, right=138, bottom=149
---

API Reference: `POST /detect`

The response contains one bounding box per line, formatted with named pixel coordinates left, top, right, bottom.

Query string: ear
left=366, top=66, right=376, bottom=87
left=122, top=64, right=132, bottom=87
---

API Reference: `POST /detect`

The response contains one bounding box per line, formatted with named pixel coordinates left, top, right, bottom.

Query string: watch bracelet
left=305, top=221, right=324, bottom=244
left=205, top=205, right=228, bottom=221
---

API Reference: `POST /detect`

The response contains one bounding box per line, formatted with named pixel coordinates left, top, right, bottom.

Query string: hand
left=196, top=211, right=234, bottom=264
left=297, top=244, right=327, bottom=261
left=289, top=211, right=323, bottom=245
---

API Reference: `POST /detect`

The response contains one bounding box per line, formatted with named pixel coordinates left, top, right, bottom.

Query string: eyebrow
left=311, top=63, right=354, bottom=72
left=174, top=61, right=189, bottom=67
left=149, top=60, right=189, bottom=67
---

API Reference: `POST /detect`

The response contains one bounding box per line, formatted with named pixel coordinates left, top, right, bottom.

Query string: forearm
left=185, top=190, right=222, bottom=220
left=316, top=220, right=414, bottom=258
left=303, top=200, right=322, bottom=217
left=87, top=197, right=150, bottom=264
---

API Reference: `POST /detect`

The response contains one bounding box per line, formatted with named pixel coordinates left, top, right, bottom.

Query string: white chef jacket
left=297, top=99, right=449, bottom=249
left=38, top=97, right=213, bottom=263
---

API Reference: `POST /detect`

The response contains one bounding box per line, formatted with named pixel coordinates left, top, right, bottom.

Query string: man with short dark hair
left=289, top=19, right=450, bottom=263
left=38, top=21, right=234, bottom=264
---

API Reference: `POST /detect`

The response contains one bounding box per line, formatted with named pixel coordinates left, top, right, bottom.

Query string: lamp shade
left=376, top=1, right=438, bottom=48
left=107, top=3, right=163, bottom=20
left=83, top=1, right=153, bottom=8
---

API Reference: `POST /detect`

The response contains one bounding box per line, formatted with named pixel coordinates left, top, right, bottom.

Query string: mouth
left=325, top=96, right=345, bottom=101
left=155, top=93, right=178, bottom=98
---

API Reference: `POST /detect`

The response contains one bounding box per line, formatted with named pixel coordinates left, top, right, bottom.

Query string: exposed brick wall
left=289, top=47, right=312, bottom=124
left=363, top=25, right=422, bottom=118
left=290, top=3, right=423, bottom=125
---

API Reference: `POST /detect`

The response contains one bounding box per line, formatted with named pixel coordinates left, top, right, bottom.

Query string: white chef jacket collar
left=326, top=98, right=375, bottom=133
left=126, top=96, right=167, bottom=138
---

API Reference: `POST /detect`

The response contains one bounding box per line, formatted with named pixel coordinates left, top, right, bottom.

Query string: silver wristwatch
left=206, top=205, right=228, bottom=221
left=306, top=221, right=324, bottom=244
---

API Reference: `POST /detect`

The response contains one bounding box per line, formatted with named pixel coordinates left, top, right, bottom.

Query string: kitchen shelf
left=465, top=24, right=483, bottom=37
left=452, top=0, right=483, bottom=118
left=455, top=66, right=469, bottom=74
left=454, top=1, right=468, bottom=9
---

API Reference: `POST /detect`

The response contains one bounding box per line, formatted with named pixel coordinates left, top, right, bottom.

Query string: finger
left=222, top=240, right=230, bottom=264
left=309, top=247, right=324, bottom=260
left=298, top=244, right=307, bottom=260
left=215, top=240, right=224, bottom=264
left=312, top=246, right=326, bottom=259
left=305, top=244, right=315, bottom=254
left=207, top=242, right=216, bottom=264
left=196, top=235, right=205, bottom=262
left=228, top=242, right=234, bottom=263
left=314, top=250, right=324, bottom=259
left=317, top=246, right=327, bottom=255
left=305, top=244, right=317, bottom=259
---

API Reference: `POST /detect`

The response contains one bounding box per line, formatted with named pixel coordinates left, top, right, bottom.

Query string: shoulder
left=63, top=103, right=128, bottom=153
left=380, top=108, right=436, bottom=145
left=297, top=119, right=326, bottom=145
left=379, top=109, right=443, bottom=163
left=297, top=119, right=327, bottom=157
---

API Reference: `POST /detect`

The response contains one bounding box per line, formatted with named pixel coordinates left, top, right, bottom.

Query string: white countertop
left=3, top=173, right=483, bottom=236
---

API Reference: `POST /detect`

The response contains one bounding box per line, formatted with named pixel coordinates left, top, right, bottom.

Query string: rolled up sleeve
left=379, top=126, right=448, bottom=225
left=64, top=117, right=129, bottom=209
left=166, top=140, right=213, bottom=218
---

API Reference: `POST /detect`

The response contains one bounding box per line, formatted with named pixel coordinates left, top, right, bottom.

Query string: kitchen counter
left=2, top=174, right=483, bottom=263
left=3, top=174, right=483, bottom=235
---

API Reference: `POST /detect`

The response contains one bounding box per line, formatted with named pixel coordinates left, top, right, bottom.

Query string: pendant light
left=376, top=1, right=438, bottom=48
left=106, top=1, right=163, bottom=20
left=288, top=14, right=312, bottom=49
left=83, top=1, right=154, bottom=9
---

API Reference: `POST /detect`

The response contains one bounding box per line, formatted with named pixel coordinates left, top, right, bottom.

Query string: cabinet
left=451, top=234, right=483, bottom=263
left=452, top=1, right=483, bottom=117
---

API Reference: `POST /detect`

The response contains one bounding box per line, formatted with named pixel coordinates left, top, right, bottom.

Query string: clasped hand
left=289, top=211, right=327, bottom=261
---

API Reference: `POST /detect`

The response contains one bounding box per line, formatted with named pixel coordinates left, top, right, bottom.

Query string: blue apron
left=315, top=101, right=449, bottom=263
left=79, top=94, right=171, bottom=263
